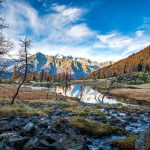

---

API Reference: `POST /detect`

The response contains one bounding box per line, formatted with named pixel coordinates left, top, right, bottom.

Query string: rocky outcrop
left=0, top=114, right=89, bottom=150
left=135, top=130, right=150, bottom=150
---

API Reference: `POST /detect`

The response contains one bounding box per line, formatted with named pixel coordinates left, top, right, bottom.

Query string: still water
left=24, top=84, right=148, bottom=106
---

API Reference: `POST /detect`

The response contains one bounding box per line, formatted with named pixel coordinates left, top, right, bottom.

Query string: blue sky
left=2, top=0, right=150, bottom=62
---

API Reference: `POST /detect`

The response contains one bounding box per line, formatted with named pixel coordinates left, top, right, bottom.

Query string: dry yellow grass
left=111, top=88, right=150, bottom=102
left=0, top=84, right=68, bottom=101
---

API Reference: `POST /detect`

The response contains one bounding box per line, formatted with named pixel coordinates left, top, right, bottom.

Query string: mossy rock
left=68, top=116, right=124, bottom=137
left=110, top=135, right=137, bottom=150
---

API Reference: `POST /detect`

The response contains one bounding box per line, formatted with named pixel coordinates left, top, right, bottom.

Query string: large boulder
left=22, top=122, right=35, bottom=135
left=135, top=130, right=150, bottom=150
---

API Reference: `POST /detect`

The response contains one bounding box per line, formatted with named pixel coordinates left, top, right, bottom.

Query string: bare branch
left=12, top=37, right=32, bottom=104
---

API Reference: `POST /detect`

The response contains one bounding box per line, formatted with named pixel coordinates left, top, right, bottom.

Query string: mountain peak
left=54, top=53, right=74, bottom=60
left=54, top=53, right=65, bottom=58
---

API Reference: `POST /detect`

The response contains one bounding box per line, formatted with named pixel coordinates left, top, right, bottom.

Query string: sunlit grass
left=110, top=135, right=137, bottom=150
left=68, top=116, right=124, bottom=137
left=0, top=104, right=53, bottom=117
left=64, top=106, right=107, bottom=119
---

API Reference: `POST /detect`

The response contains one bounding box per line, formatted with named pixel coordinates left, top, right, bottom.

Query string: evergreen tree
left=40, top=69, right=45, bottom=82
left=137, top=63, right=143, bottom=72
left=145, top=65, right=150, bottom=72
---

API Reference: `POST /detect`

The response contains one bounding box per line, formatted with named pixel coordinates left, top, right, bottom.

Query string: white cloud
left=94, top=31, right=150, bottom=55
left=1, top=0, right=150, bottom=62
left=95, top=33, right=132, bottom=49
left=30, top=39, right=92, bottom=60
left=97, top=33, right=116, bottom=43
left=52, top=4, right=85, bottom=22
left=135, top=30, right=144, bottom=37
left=2, top=1, right=94, bottom=59
left=3, top=1, right=87, bottom=38
left=67, top=24, right=94, bottom=39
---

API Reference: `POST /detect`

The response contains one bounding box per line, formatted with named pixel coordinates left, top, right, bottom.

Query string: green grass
left=0, top=98, right=78, bottom=117
left=68, top=116, right=124, bottom=137
left=110, top=135, right=137, bottom=150
left=0, top=104, right=53, bottom=117
left=64, top=106, right=107, bottom=119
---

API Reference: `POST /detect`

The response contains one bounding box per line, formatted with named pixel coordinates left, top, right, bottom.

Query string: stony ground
left=0, top=97, right=149, bottom=150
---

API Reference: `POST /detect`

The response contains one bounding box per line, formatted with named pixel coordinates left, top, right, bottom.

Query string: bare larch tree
left=0, top=0, right=14, bottom=76
left=11, top=37, right=31, bottom=104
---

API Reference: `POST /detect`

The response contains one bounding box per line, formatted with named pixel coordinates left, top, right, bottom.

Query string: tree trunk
left=11, top=42, right=27, bottom=104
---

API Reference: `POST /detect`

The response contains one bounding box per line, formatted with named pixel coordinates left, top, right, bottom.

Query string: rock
left=127, top=116, right=138, bottom=122
left=68, top=143, right=89, bottom=150
left=53, top=109, right=64, bottom=116
left=0, top=132, right=29, bottom=150
left=135, top=130, right=150, bottom=150
left=0, top=132, right=18, bottom=140
left=48, top=142, right=64, bottom=150
left=22, top=137, right=38, bottom=150
left=37, top=120, right=49, bottom=128
left=0, top=121, right=13, bottom=132
left=10, top=137, right=29, bottom=150
left=22, top=122, right=35, bottom=134
left=86, top=139, right=92, bottom=145
left=10, top=118, right=27, bottom=130
left=8, top=115, right=16, bottom=121
left=98, top=145, right=103, bottom=150
left=76, top=144, right=89, bottom=150
left=0, top=137, right=14, bottom=150
left=40, top=133, right=56, bottom=144
left=38, top=139, right=51, bottom=149
left=69, top=134, right=88, bottom=144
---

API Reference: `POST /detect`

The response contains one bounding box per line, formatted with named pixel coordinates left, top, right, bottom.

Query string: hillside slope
left=87, top=45, right=150, bottom=79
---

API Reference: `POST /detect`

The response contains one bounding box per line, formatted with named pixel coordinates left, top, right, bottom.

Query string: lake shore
left=0, top=83, right=150, bottom=149
left=71, top=80, right=150, bottom=104
left=1, top=81, right=150, bottom=105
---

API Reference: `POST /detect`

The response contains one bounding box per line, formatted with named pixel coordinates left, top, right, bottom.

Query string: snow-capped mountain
left=30, top=52, right=113, bottom=78
left=0, top=52, right=113, bottom=79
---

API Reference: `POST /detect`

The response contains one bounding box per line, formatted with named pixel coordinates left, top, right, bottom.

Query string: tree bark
left=11, top=40, right=28, bottom=104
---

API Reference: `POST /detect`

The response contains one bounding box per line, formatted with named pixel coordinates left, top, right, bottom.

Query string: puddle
left=88, top=135, right=126, bottom=150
